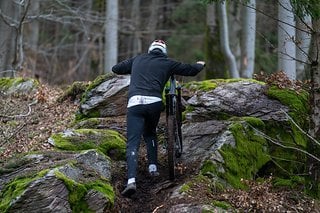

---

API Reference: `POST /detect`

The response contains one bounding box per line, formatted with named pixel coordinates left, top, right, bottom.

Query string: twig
left=250, top=125, right=320, bottom=163
left=280, top=108, right=320, bottom=147
left=152, top=204, right=164, bottom=213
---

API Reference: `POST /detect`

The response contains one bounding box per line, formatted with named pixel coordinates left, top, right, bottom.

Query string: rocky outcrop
left=0, top=76, right=310, bottom=211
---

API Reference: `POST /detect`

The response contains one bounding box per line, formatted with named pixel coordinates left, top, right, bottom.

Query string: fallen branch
left=0, top=100, right=37, bottom=119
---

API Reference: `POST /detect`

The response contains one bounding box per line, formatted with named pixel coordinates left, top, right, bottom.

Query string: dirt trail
left=111, top=116, right=192, bottom=213
left=111, top=143, right=183, bottom=212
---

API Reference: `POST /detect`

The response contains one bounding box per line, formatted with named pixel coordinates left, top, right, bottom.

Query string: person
left=112, top=39, right=205, bottom=197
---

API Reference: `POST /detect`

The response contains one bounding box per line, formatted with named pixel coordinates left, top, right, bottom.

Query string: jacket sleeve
left=112, top=57, right=135, bottom=75
left=170, top=61, right=205, bottom=76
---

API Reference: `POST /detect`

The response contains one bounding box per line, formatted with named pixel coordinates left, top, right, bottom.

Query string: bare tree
left=0, top=0, right=30, bottom=77
left=217, top=1, right=239, bottom=78
left=105, top=0, right=119, bottom=73
left=278, top=0, right=296, bottom=79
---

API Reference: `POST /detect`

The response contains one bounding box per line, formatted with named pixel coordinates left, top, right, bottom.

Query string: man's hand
left=196, top=61, right=206, bottom=66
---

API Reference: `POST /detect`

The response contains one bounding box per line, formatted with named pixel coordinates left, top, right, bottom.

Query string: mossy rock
left=77, top=73, right=130, bottom=120
left=0, top=77, right=39, bottom=95
left=0, top=150, right=114, bottom=212
left=183, top=78, right=263, bottom=92
left=49, top=129, right=126, bottom=161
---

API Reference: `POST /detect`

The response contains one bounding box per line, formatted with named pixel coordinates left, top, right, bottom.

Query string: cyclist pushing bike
left=112, top=39, right=205, bottom=197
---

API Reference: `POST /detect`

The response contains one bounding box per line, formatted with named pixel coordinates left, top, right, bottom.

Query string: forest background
left=0, top=0, right=300, bottom=85
left=2, top=0, right=320, bottom=198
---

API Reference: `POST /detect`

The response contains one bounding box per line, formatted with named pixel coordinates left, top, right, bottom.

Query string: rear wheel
left=167, top=114, right=176, bottom=180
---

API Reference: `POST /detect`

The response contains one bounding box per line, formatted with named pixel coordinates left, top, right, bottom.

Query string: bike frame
left=165, top=75, right=183, bottom=180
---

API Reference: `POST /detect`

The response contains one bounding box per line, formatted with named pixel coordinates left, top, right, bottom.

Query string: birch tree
left=217, top=1, right=239, bottom=78
left=278, top=0, right=296, bottom=80
left=105, top=0, right=118, bottom=73
left=296, top=15, right=311, bottom=80
left=240, top=0, right=256, bottom=78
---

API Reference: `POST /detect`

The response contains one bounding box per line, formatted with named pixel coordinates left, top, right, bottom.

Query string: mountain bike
left=165, top=75, right=183, bottom=180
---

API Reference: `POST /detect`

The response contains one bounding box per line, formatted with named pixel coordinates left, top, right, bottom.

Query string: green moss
left=263, top=121, right=307, bottom=177
left=266, top=86, right=309, bottom=128
left=179, top=183, right=191, bottom=193
left=75, top=110, right=101, bottom=122
left=55, top=171, right=114, bottom=212
left=212, top=200, right=232, bottom=210
left=242, top=117, right=265, bottom=128
left=272, top=176, right=305, bottom=189
left=52, top=129, right=126, bottom=160
left=201, top=160, right=218, bottom=176
left=0, top=170, right=48, bottom=212
left=183, top=79, right=217, bottom=91
left=0, top=77, right=39, bottom=90
left=219, top=121, right=270, bottom=189
left=184, top=79, right=264, bottom=92
left=58, top=81, right=89, bottom=102
left=87, top=181, right=114, bottom=205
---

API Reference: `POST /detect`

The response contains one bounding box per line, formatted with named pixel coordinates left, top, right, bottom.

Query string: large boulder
left=78, top=73, right=130, bottom=119
left=0, top=150, right=114, bottom=212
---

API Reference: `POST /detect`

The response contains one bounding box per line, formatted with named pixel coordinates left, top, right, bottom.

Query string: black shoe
left=149, top=171, right=160, bottom=177
left=121, top=183, right=136, bottom=197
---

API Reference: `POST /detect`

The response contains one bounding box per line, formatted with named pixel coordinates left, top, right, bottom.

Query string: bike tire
left=175, top=98, right=183, bottom=157
left=167, top=114, right=176, bottom=180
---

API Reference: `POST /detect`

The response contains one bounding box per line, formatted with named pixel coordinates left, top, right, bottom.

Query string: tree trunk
left=25, top=0, right=40, bottom=77
left=78, top=0, right=93, bottom=81
left=296, top=15, right=312, bottom=80
left=0, top=1, right=18, bottom=77
left=278, top=0, right=296, bottom=80
left=131, top=0, right=142, bottom=56
left=217, top=1, right=239, bottom=78
left=307, top=18, right=320, bottom=198
left=105, top=0, right=118, bottom=73
left=240, top=0, right=256, bottom=78
left=147, top=0, right=159, bottom=42
left=205, top=3, right=227, bottom=79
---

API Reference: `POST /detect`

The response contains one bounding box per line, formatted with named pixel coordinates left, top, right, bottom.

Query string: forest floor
left=0, top=84, right=319, bottom=212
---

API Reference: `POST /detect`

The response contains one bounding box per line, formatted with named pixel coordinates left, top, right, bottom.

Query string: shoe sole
left=121, top=188, right=136, bottom=197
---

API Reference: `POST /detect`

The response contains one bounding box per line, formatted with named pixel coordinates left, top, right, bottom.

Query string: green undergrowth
left=55, top=171, right=114, bottom=212
left=51, top=129, right=126, bottom=160
left=0, top=169, right=49, bottom=212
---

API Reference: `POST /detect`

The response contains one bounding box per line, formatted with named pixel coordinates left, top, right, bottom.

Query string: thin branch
left=280, top=108, right=320, bottom=147
left=250, top=125, right=320, bottom=163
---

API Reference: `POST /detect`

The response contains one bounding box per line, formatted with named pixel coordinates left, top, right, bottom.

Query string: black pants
left=126, top=101, right=163, bottom=179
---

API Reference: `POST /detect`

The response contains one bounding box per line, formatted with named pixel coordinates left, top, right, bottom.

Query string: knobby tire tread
left=167, top=114, right=176, bottom=180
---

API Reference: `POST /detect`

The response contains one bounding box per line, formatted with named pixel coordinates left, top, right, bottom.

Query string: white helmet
left=148, top=40, right=167, bottom=55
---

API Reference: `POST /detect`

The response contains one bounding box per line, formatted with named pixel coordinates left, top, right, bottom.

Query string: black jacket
left=112, top=50, right=204, bottom=99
